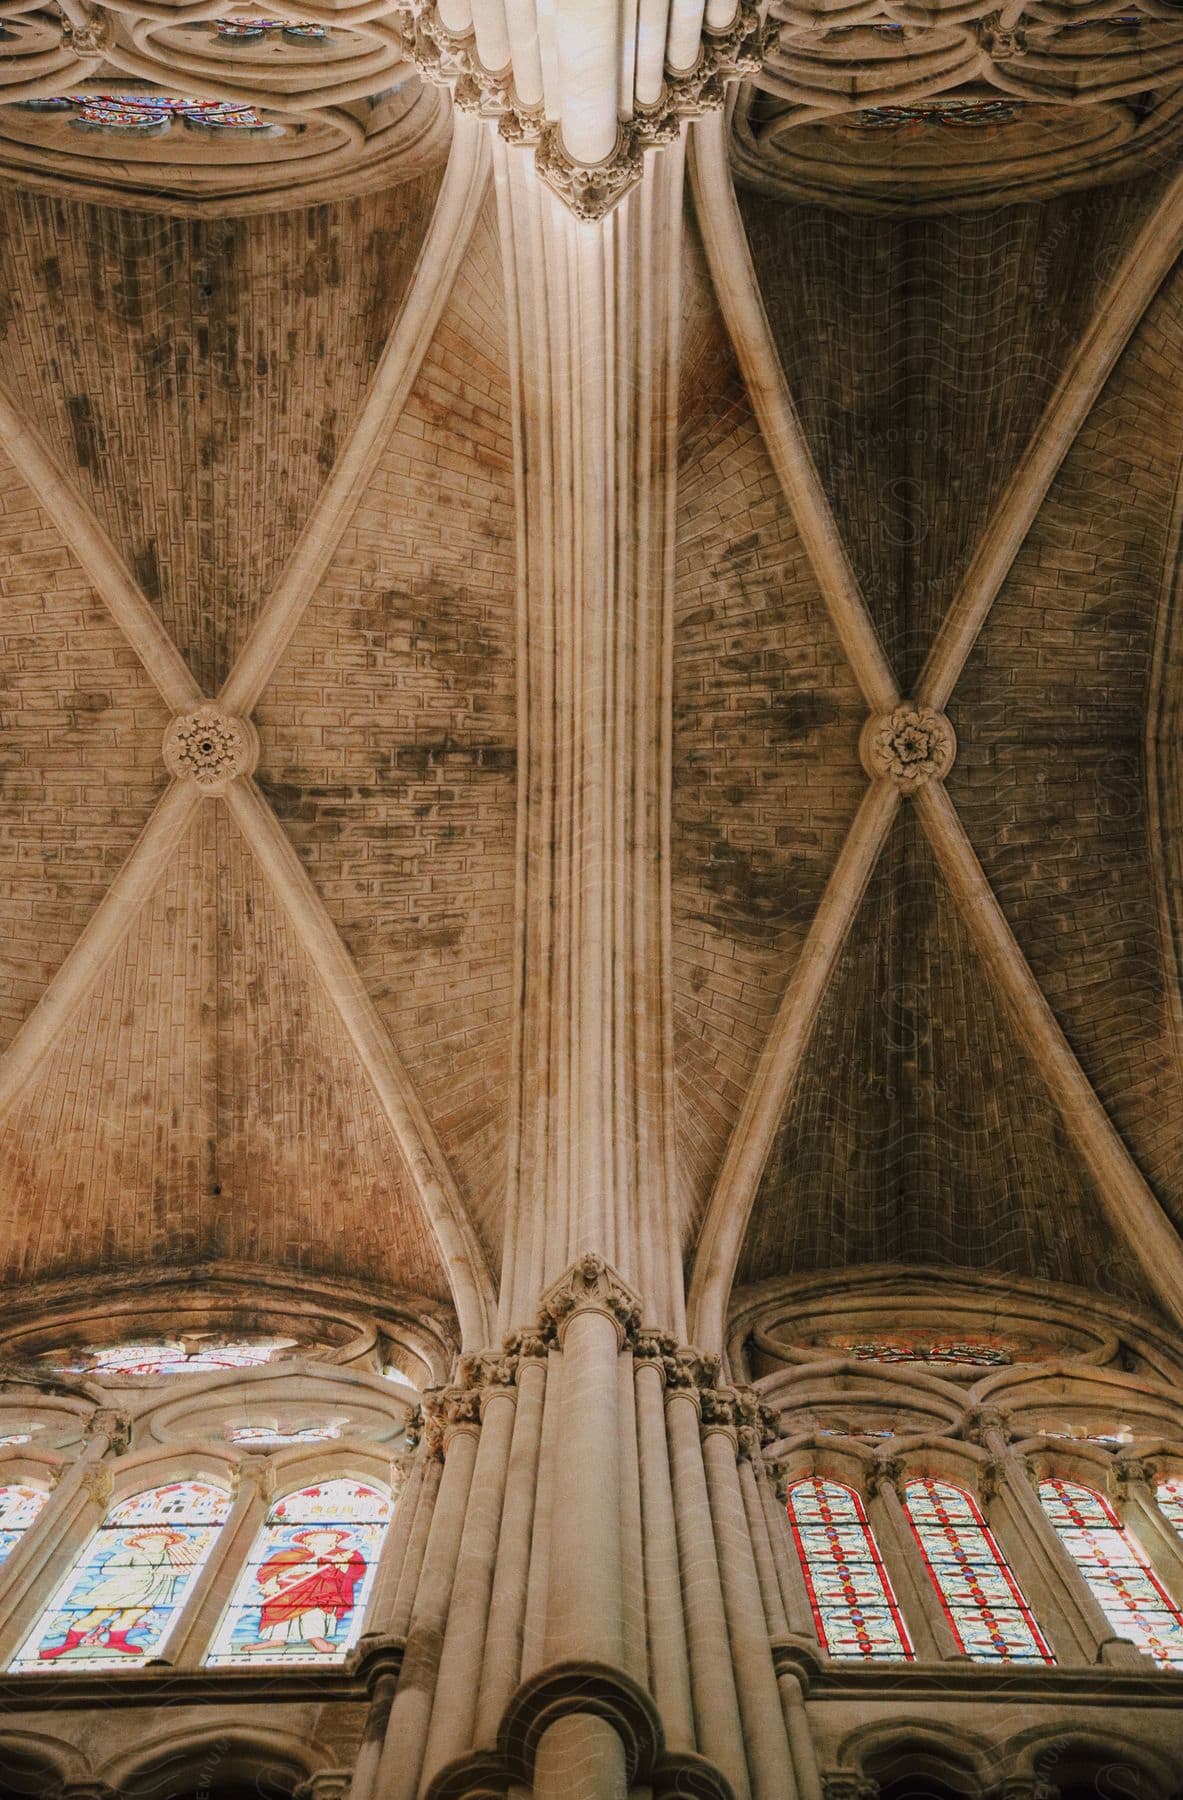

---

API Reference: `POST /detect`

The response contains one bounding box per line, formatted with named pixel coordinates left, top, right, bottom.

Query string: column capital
left=821, top=1775, right=877, bottom=1800
left=961, top=1403, right=1012, bottom=1449
left=422, top=1384, right=483, bottom=1457
left=82, top=1407, right=131, bottom=1455
left=537, top=1254, right=642, bottom=1351
left=230, top=1454, right=276, bottom=1503
left=866, top=1454, right=907, bottom=1501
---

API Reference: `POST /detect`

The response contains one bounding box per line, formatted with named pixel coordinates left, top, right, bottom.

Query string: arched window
left=204, top=1477, right=392, bottom=1666
left=785, top=1476, right=912, bottom=1661
left=10, top=1479, right=230, bottom=1670
left=1039, top=1478, right=1183, bottom=1669
left=903, top=1478, right=1052, bottom=1663
left=1156, top=1476, right=1183, bottom=1542
left=0, top=1484, right=49, bottom=1569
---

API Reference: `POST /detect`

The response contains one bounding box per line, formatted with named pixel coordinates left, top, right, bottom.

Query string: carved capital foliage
left=81, top=1463, right=114, bottom=1508
left=231, top=1454, right=277, bottom=1503
left=423, top=1384, right=483, bottom=1456
left=861, top=704, right=956, bottom=790
left=961, top=1403, right=1012, bottom=1448
left=537, top=1254, right=642, bottom=1349
left=400, top=0, right=770, bottom=216
left=163, top=706, right=259, bottom=792
left=536, top=122, right=645, bottom=222
left=1113, top=1453, right=1156, bottom=1496
left=83, top=1408, right=131, bottom=1455
left=60, top=11, right=112, bottom=55
left=866, top=1453, right=906, bottom=1499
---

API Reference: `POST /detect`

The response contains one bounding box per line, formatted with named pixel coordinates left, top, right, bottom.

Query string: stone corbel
left=536, top=1253, right=642, bottom=1351
left=82, top=1407, right=131, bottom=1455
left=866, top=1453, right=906, bottom=1500
left=230, top=1454, right=277, bottom=1504
left=1112, top=1453, right=1156, bottom=1498
left=535, top=122, right=646, bottom=223
left=961, top=1403, right=1012, bottom=1450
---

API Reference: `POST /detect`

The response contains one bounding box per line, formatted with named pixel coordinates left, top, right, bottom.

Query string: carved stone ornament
left=423, top=1383, right=483, bottom=1456
left=60, top=11, right=113, bottom=55
left=866, top=1453, right=906, bottom=1499
left=1113, top=1453, right=1155, bottom=1496
left=81, top=1463, right=115, bottom=1508
left=163, top=706, right=259, bottom=792
left=82, top=1407, right=131, bottom=1455
left=961, top=1404, right=1011, bottom=1449
left=293, top=1775, right=352, bottom=1800
left=535, top=122, right=646, bottom=223
left=231, top=1454, right=277, bottom=1503
left=537, top=1253, right=642, bottom=1349
left=860, top=703, right=956, bottom=790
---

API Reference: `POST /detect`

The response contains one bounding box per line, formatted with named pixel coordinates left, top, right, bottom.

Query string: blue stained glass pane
left=0, top=1485, right=49, bottom=1573
left=11, top=1481, right=229, bottom=1671
left=785, top=1477, right=912, bottom=1662
left=204, top=1478, right=393, bottom=1667
left=1040, top=1479, right=1183, bottom=1670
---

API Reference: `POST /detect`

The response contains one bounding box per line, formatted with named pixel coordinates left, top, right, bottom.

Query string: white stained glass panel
left=0, top=1484, right=49, bottom=1567
left=1040, top=1479, right=1183, bottom=1670
left=204, top=1478, right=393, bottom=1667
left=11, top=1480, right=229, bottom=1670
left=785, top=1476, right=912, bottom=1662
left=48, top=1338, right=292, bottom=1376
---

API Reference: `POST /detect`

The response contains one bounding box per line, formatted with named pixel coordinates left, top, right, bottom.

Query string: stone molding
left=821, top=1777, right=878, bottom=1800
left=80, top=1463, right=114, bottom=1508
left=860, top=703, right=957, bottom=790
left=425, top=1658, right=736, bottom=1799
left=162, top=706, right=260, bottom=793
left=229, top=1453, right=277, bottom=1503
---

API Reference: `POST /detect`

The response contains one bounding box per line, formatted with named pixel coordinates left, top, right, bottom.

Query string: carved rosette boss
left=860, top=703, right=956, bottom=790
left=163, top=706, right=260, bottom=793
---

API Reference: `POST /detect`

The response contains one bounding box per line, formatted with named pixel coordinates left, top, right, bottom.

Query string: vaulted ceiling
left=2, top=23, right=1183, bottom=1341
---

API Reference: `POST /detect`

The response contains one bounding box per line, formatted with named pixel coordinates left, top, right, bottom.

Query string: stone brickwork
left=0, top=176, right=442, bottom=693
left=254, top=196, right=516, bottom=1266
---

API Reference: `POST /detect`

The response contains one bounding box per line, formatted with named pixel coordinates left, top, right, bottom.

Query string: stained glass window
left=11, top=1480, right=229, bottom=1670
left=213, top=18, right=328, bottom=40
left=204, top=1478, right=393, bottom=1666
left=842, top=1339, right=1013, bottom=1367
left=904, top=1479, right=1052, bottom=1663
left=45, top=1338, right=292, bottom=1376
left=0, top=1434, right=31, bottom=1447
left=0, top=1485, right=49, bottom=1568
left=1039, top=1479, right=1183, bottom=1669
left=20, top=96, right=276, bottom=134
left=1156, top=1478, right=1183, bottom=1542
left=785, top=1477, right=912, bottom=1661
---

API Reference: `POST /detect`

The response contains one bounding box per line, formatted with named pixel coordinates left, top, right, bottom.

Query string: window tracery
left=0, top=1483, right=49, bottom=1568
left=204, top=1477, right=393, bottom=1665
left=43, top=1338, right=293, bottom=1376
left=20, top=96, right=277, bottom=135
left=1038, top=1478, right=1183, bottom=1669
left=903, top=1478, right=1053, bottom=1663
left=785, top=1476, right=913, bottom=1661
left=11, top=1480, right=230, bottom=1669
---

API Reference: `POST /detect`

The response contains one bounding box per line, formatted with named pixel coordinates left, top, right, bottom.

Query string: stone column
left=699, top=1393, right=797, bottom=1799
left=419, top=1360, right=519, bottom=1784
left=376, top=1387, right=483, bottom=1800
left=169, top=1454, right=272, bottom=1667
left=475, top=1337, right=550, bottom=1739
left=634, top=1336, right=695, bottom=1752
left=864, top=1459, right=962, bottom=1662
left=665, top=1366, right=751, bottom=1799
